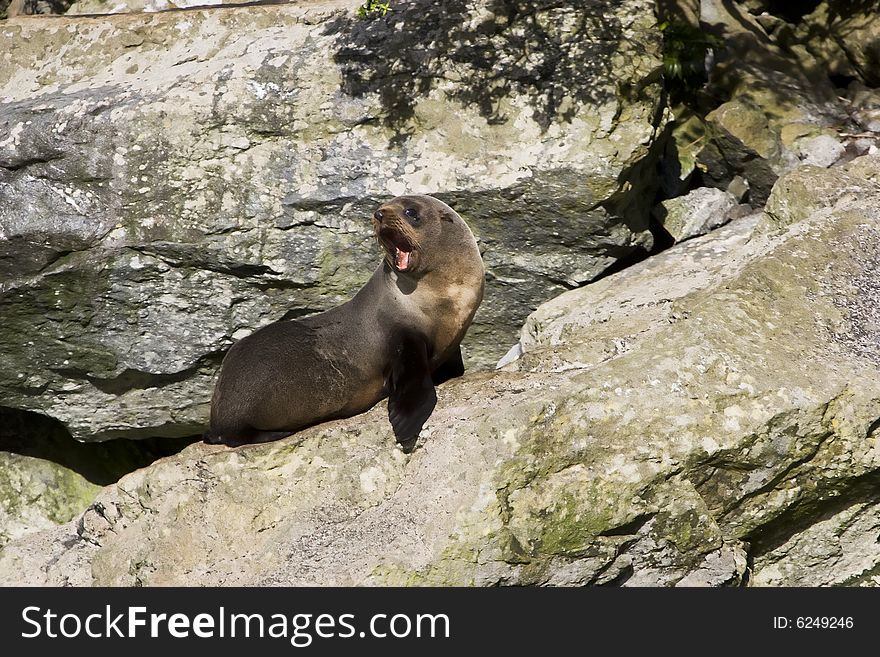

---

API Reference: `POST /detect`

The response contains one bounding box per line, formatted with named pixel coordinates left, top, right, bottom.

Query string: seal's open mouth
left=379, top=228, right=416, bottom=272
left=395, top=246, right=412, bottom=271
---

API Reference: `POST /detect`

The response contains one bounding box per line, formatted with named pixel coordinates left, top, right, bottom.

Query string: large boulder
left=0, top=0, right=666, bottom=442
left=3, top=155, right=879, bottom=586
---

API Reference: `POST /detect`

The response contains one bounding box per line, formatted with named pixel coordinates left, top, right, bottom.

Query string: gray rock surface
left=3, top=155, right=880, bottom=587
left=0, top=0, right=666, bottom=442
left=655, top=186, right=742, bottom=243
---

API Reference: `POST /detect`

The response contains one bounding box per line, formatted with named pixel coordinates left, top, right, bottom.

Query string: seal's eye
left=404, top=208, right=419, bottom=221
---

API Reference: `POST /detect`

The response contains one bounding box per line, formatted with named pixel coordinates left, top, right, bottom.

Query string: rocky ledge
left=3, top=155, right=879, bottom=586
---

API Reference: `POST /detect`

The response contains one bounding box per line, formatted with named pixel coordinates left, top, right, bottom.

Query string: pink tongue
left=395, top=248, right=411, bottom=270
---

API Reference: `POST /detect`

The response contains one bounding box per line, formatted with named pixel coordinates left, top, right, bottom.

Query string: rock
left=701, top=98, right=794, bottom=198
left=510, top=212, right=763, bottom=367
left=697, top=97, right=846, bottom=205
left=843, top=152, right=880, bottom=185
left=797, top=2, right=880, bottom=87
left=792, top=133, right=846, bottom=168
left=793, top=2, right=858, bottom=83
left=0, top=0, right=667, bottom=441
left=3, top=0, right=73, bottom=16
left=657, top=0, right=699, bottom=26
left=763, top=162, right=880, bottom=229
left=0, top=407, right=196, bottom=546
left=726, top=174, right=749, bottom=202
left=0, top=452, right=100, bottom=548
left=751, top=499, right=880, bottom=587
left=846, top=81, right=880, bottom=136
left=5, top=0, right=245, bottom=15
left=4, top=155, right=880, bottom=587
left=663, top=0, right=854, bottom=204
left=66, top=0, right=243, bottom=14
left=654, top=186, right=741, bottom=243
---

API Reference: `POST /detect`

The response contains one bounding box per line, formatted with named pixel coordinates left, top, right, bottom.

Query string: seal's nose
left=373, top=209, right=384, bottom=222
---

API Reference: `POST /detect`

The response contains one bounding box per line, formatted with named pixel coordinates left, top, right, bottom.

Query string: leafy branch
left=357, top=1, right=392, bottom=19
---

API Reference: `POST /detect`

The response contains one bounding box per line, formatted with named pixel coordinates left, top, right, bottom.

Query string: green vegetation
left=357, top=0, right=391, bottom=19
left=659, top=18, right=723, bottom=100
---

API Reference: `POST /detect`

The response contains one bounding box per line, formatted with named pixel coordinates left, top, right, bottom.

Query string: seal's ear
left=439, top=210, right=454, bottom=223
left=387, top=334, right=437, bottom=452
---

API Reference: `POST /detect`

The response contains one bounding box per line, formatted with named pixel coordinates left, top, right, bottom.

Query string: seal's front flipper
left=388, top=335, right=437, bottom=449
left=432, top=345, right=465, bottom=385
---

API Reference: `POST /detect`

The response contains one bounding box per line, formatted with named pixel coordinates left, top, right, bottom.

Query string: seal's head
left=372, top=195, right=474, bottom=276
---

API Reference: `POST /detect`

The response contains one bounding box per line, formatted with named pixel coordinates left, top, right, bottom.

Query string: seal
left=203, top=194, right=484, bottom=450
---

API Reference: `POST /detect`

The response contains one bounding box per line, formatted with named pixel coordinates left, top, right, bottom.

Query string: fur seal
left=203, top=194, right=484, bottom=449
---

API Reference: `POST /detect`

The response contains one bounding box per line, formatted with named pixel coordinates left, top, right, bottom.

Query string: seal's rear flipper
left=203, top=429, right=225, bottom=445
left=431, top=345, right=465, bottom=385
left=388, top=335, right=437, bottom=447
